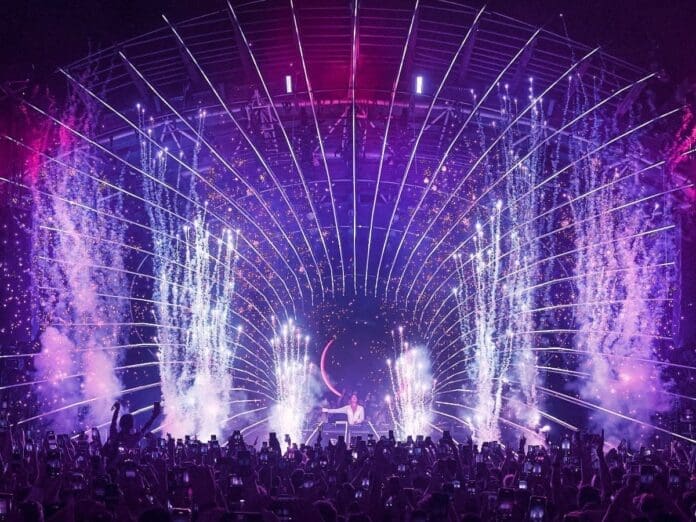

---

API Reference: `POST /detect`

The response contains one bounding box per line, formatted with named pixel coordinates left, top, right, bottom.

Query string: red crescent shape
left=320, top=338, right=342, bottom=397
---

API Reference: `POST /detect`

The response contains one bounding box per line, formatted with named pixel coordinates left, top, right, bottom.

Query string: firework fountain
left=440, top=66, right=682, bottom=442
left=386, top=327, right=434, bottom=440
left=268, top=319, right=314, bottom=444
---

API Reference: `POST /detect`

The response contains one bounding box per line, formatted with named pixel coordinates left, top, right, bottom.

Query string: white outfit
left=324, top=404, right=365, bottom=425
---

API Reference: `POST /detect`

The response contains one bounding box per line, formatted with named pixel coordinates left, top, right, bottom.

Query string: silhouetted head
left=119, top=413, right=134, bottom=433
left=350, top=393, right=358, bottom=407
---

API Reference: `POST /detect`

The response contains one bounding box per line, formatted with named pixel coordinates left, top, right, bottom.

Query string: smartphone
left=47, top=432, right=58, bottom=451
left=93, top=476, right=108, bottom=500
left=69, top=472, right=86, bottom=491
left=0, top=493, right=13, bottom=517
left=669, top=468, right=681, bottom=488
left=498, top=487, right=515, bottom=515
left=46, top=453, right=61, bottom=477
left=519, top=479, right=528, bottom=490
left=640, top=464, right=655, bottom=485
left=104, top=483, right=120, bottom=505
left=529, top=496, right=547, bottom=520
left=302, top=473, right=315, bottom=489
left=466, top=481, right=477, bottom=496
left=238, top=449, right=251, bottom=476
left=173, top=467, right=189, bottom=487
left=272, top=498, right=293, bottom=522
left=123, top=460, right=137, bottom=479
left=486, top=492, right=498, bottom=512
left=171, top=508, right=191, bottom=522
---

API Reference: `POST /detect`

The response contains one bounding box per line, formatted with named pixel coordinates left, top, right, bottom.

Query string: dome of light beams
left=3, top=0, right=691, bottom=443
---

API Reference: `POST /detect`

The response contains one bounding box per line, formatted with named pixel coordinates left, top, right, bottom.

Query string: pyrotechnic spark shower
left=385, top=328, right=434, bottom=440
left=269, top=319, right=314, bottom=445
left=1, top=0, right=692, bottom=443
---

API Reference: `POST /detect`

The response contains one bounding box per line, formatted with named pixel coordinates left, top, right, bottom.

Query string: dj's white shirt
left=324, top=405, right=365, bottom=425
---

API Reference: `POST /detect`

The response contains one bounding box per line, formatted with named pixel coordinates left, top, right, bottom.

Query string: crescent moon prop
left=320, top=338, right=342, bottom=397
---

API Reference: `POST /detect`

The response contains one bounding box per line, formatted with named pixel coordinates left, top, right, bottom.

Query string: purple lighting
left=1, top=0, right=694, bottom=450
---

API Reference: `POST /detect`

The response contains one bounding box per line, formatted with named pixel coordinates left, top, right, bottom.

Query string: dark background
left=0, top=0, right=696, bottom=83
left=1, top=1, right=694, bottom=84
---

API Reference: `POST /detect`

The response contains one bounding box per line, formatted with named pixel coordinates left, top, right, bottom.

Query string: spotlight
left=285, top=74, right=293, bottom=94
left=415, top=75, right=423, bottom=94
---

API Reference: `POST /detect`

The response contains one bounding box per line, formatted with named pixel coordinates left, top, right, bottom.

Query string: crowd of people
left=1, top=401, right=696, bottom=521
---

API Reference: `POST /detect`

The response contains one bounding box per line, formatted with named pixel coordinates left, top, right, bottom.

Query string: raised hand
left=595, top=429, right=605, bottom=456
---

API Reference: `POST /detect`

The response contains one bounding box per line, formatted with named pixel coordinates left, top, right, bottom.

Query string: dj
left=322, top=392, right=365, bottom=425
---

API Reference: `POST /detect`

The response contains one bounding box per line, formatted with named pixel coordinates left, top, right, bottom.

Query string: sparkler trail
left=27, top=90, right=128, bottom=433
left=268, top=319, right=315, bottom=444
left=118, top=51, right=309, bottom=306
left=385, top=328, right=434, bottom=440
left=146, top=198, right=240, bottom=437
left=162, top=15, right=326, bottom=300
left=452, top=203, right=515, bottom=441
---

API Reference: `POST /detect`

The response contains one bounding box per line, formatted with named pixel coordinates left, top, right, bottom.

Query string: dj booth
left=304, top=420, right=382, bottom=445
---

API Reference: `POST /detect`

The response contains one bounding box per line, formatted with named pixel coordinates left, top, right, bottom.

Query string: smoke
left=31, top=81, right=126, bottom=431
left=572, top=194, right=674, bottom=442
left=569, top=89, right=676, bottom=442
left=34, top=327, right=82, bottom=433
